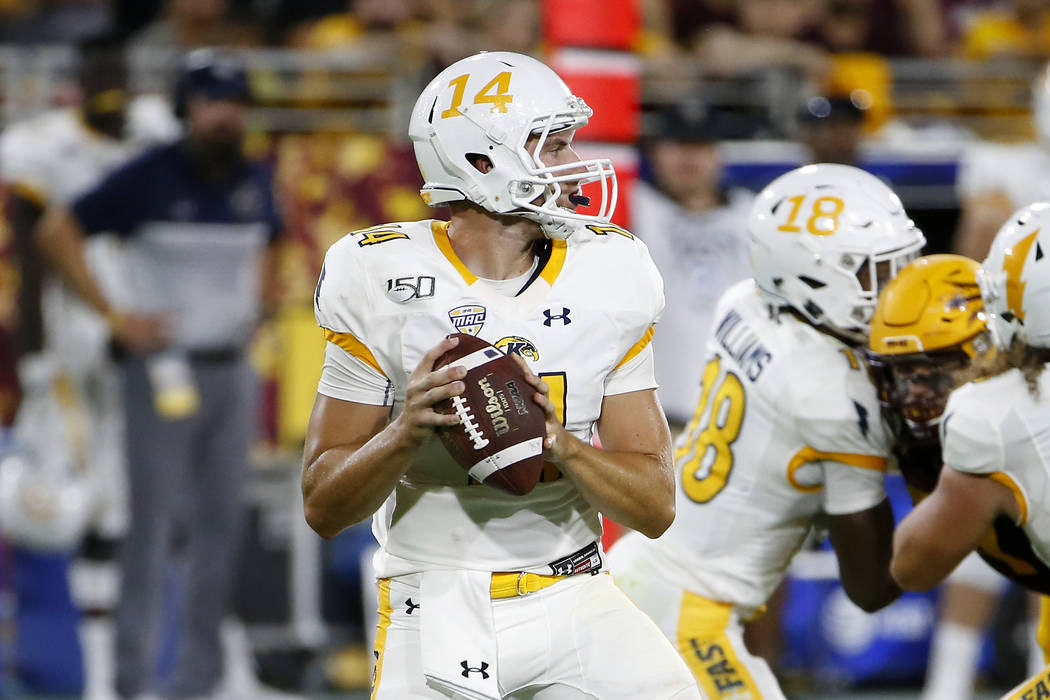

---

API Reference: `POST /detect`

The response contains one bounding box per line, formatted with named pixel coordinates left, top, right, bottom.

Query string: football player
left=0, top=38, right=177, bottom=549
left=608, top=163, right=924, bottom=698
left=892, top=202, right=1050, bottom=699
left=301, top=52, right=701, bottom=699
left=868, top=254, right=1050, bottom=700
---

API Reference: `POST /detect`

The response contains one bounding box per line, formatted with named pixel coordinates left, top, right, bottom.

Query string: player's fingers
left=420, top=381, right=465, bottom=408
left=416, top=409, right=462, bottom=428
left=414, top=335, right=459, bottom=378
left=532, top=390, right=557, bottom=421
left=510, top=353, right=545, bottom=388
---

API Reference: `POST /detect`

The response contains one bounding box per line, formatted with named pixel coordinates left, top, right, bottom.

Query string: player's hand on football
left=512, top=353, right=572, bottom=461
left=108, top=311, right=171, bottom=355
left=393, top=335, right=467, bottom=446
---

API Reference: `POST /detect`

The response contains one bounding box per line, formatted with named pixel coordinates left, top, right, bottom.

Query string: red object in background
left=574, top=143, right=638, bottom=230
left=552, top=49, right=640, bottom=144
left=542, top=0, right=639, bottom=50
left=602, top=519, right=624, bottom=550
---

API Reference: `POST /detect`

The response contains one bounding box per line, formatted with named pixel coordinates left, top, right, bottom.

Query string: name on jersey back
left=713, top=309, right=772, bottom=382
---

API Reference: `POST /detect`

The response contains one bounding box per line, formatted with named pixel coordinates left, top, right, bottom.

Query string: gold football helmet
left=868, top=254, right=993, bottom=442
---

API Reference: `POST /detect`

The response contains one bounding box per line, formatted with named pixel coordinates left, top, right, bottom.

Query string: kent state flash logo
left=448, top=305, right=487, bottom=335
left=495, top=336, right=540, bottom=361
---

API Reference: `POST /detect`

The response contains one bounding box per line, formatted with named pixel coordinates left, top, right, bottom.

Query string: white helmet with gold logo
left=978, top=201, right=1050, bottom=349
left=409, top=51, right=616, bottom=240
left=747, top=163, right=925, bottom=343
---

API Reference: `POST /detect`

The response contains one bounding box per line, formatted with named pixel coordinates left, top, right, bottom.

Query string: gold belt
left=490, top=571, right=566, bottom=599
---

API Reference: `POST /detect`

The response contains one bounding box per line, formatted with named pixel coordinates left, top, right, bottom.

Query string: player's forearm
left=35, top=207, right=113, bottom=317
left=830, top=499, right=901, bottom=611
left=890, top=518, right=952, bottom=591
left=555, top=438, right=675, bottom=538
left=302, top=422, right=419, bottom=537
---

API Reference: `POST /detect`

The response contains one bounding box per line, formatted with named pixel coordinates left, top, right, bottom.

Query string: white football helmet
left=748, top=163, right=925, bottom=343
left=409, top=51, right=616, bottom=240
left=977, top=201, right=1050, bottom=349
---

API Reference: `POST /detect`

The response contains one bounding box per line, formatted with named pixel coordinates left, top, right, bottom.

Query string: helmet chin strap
left=518, top=209, right=578, bottom=240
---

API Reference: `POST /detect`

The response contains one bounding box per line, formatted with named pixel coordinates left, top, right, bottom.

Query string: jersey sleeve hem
left=604, top=341, right=657, bottom=396
left=988, top=471, right=1029, bottom=527
left=786, top=446, right=887, bottom=492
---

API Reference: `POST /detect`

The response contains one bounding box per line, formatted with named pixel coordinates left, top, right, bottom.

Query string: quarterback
left=608, top=163, right=924, bottom=698
left=891, top=202, right=1050, bottom=700
left=301, top=52, right=700, bottom=699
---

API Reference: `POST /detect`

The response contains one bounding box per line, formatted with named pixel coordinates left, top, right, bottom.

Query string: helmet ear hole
left=465, top=153, right=493, bottom=174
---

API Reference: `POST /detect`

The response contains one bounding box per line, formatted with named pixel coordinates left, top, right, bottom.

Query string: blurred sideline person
left=795, top=94, right=866, bottom=166
left=954, top=64, right=1050, bottom=260
left=608, top=163, right=923, bottom=698
left=632, top=101, right=752, bottom=429
left=891, top=202, right=1050, bottom=700
left=35, top=49, right=282, bottom=699
left=867, top=254, right=1050, bottom=700
left=0, top=38, right=178, bottom=696
left=301, top=51, right=701, bottom=699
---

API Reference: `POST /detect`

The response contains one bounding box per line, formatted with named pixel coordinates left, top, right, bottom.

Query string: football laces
left=450, top=394, right=490, bottom=450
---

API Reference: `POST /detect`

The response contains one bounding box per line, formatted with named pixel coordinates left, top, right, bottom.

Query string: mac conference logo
left=448, top=305, right=487, bottom=336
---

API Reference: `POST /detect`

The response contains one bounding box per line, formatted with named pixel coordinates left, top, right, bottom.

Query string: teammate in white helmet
left=301, top=51, right=700, bottom=699
left=609, top=163, right=924, bottom=698
left=893, top=201, right=1050, bottom=700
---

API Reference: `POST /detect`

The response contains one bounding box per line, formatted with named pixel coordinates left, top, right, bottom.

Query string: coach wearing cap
left=37, top=49, right=281, bottom=698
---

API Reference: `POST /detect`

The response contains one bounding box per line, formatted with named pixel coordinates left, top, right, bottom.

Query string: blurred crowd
left=2, top=0, right=1050, bottom=61
left=2, top=0, right=1050, bottom=698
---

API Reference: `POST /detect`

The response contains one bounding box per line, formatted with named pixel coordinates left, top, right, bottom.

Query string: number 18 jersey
left=639, top=280, right=891, bottom=616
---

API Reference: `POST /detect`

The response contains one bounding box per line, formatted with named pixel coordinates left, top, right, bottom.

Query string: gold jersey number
left=677, top=355, right=746, bottom=503
left=441, top=72, right=514, bottom=119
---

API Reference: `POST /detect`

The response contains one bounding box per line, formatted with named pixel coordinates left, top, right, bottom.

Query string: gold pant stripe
left=1039, top=596, right=1050, bottom=667
left=677, top=591, right=763, bottom=699
left=1001, top=662, right=1050, bottom=699
left=370, top=578, right=392, bottom=700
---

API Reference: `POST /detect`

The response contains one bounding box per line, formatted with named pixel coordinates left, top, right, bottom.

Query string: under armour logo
left=460, top=660, right=490, bottom=679
left=404, top=598, right=420, bottom=615
left=543, top=307, right=571, bottom=326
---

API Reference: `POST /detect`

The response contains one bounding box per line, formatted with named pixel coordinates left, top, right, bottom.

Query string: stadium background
left=0, top=0, right=1044, bottom=697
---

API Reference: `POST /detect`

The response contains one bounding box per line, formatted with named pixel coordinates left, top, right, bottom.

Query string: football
left=434, top=333, right=547, bottom=496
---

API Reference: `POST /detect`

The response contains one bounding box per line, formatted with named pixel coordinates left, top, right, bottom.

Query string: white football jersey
left=957, top=141, right=1050, bottom=208
left=635, top=280, right=890, bottom=615
left=942, top=369, right=1050, bottom=566
left=315, top=219, right=664, bottom=577
left=0, top=99, right=178, bottom=373
left=631, top=181, right=753, bottom=424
